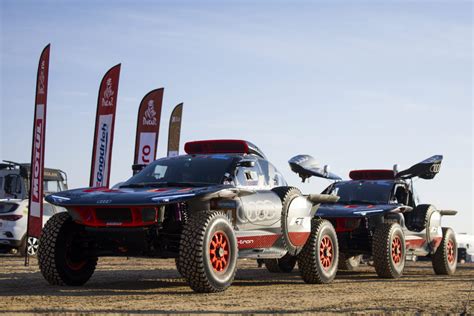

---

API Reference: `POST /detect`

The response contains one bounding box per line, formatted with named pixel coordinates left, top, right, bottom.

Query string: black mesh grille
left=95, top=208, right=132, bottom=222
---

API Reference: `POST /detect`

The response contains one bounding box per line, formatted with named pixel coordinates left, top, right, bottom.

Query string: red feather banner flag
left=89, top=64, right=121, bottom=188
left=167, top=103, right=183, bottom=157
left=26, top=44, right=50, bottom=244
left=132, top=88, right=164, bottom=174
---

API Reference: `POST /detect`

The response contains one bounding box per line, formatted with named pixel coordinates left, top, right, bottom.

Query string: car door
left=234, top=158, right=281, bottom=228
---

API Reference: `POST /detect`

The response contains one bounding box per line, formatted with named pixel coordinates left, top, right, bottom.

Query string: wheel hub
left=391, top=236, right=402, bottom=265
left=209, top=231, right=230, bottom=272
left=319, top=235, right=333, bottom=271
left=447, top=240, right=455, bottom=264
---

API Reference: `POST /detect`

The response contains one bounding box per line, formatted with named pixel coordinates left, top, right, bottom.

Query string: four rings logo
left=96, top=200, right=112, bottom=204
left=95, top=123, right=109, bottom=186
left=430, top=163, right=441, bottom=173
left=237, top=200, right=279, bottom=222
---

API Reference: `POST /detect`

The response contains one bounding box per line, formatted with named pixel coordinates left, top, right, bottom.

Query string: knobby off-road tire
left=297, top=218, right=338, bottom=284
left=178, top=211, right=238, bottom=293
left=432, top=227, right=457, bottom=275
left=271, top=186, right=303, bottom=256
left=338, top=253, right=362, bottom=271
left=38, top=212, right=97, bottom=286
left=372, top=223, right=405, bottom=278
left=264, top=253, right=297, bottom=273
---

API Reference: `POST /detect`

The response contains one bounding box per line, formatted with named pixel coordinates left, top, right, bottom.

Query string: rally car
left=39, top=140, right=339, bottom=293
left=289, top=154, right=458, bottom=278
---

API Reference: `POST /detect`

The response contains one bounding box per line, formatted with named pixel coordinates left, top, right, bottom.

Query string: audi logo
left=430, top=164, right=441, bottom=173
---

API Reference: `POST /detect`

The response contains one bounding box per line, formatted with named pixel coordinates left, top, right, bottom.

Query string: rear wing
left=396, top=155, right=443, bottom=180
left=289, top=155, right=341, bottom=182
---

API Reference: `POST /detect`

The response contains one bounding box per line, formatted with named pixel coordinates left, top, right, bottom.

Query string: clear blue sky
left=1, top=1, right=472, bottom=234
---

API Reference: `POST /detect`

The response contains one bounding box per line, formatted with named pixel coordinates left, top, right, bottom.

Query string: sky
left=0, top=1, right=472, bottom=234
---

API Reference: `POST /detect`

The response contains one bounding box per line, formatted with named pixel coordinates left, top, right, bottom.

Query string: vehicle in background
left=290, top=154, right=458, bottom=278
left=456, top=233, right=474, bottom=263
left=0, top=161, right=68, bottom=200
left=0, top=199, right=65, bottom=255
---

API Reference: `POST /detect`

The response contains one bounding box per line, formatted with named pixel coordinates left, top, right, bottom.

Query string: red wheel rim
left=447, top=239, right=455, bottom=264
left=319, top=236, right=333, bottom=271
left=209, top=231, right=230, bottom=272
left=391, top=236, right=402, bottom=265
left=65, top=236, right=86, bottom=271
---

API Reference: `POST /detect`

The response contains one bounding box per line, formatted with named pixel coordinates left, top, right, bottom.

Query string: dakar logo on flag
left=143, top=100, right=157, bottom=126
left=38, top=61, right=46, bottom=95
left=101, top=78, right=115, bottom=107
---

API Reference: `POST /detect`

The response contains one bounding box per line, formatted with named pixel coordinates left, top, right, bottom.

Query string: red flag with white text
left=27, top=44, right=50, bottom=238
left=133, top=88, right=164, bottom=172
left=89, top=64, right=121, bottom=188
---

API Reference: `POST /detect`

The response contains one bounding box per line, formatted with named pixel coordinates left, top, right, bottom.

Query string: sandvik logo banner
left=90, top=64, right=121, bottom=188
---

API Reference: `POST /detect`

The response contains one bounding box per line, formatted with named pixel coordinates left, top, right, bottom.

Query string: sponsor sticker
left=138, top=132, right=156, bottom=164
left=93, top=114, right=113, bottom=187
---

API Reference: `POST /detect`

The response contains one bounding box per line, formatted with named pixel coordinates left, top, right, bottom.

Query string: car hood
left=45, top=184, right=236, bottom=207
left=316, top=203, right=399, bottom=218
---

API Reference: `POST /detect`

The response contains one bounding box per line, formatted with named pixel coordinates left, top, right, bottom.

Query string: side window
left=260, top=160, right=287, bottom=187
left=235, top=160, right=263, bottom=188
left=4, top=175, right=21, bottom=196
left=392, top=184, right=408, bottom=205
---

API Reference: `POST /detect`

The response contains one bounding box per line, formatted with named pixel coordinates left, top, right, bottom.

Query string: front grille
left=95, top=208, right=132, bottom=222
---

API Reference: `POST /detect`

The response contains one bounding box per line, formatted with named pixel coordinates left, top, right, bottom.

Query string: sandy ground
left=0, top=256, right=472, bottom=314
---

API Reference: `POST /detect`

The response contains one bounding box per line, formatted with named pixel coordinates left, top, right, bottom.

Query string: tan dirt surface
left=0, top=256, right=472, bottom=314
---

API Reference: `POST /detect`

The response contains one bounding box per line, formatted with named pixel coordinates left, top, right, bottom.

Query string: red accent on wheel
left=447, top=239, right=455, bottom=264
left=319, top=235, right=333, bottom=271
left=391, top=236, right=402, bottom=265
left=209, top=231, right=230, bottom=272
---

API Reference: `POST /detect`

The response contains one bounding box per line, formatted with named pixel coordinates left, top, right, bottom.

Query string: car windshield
left=330, top=181, right=393, bottom=204
left=0, top=202, right=19, bottom=213
left=121, top=155, right=238, bottom=188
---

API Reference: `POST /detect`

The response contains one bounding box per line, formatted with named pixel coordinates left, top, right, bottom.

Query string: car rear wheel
left=264, top=253, right=297, bottom=273
left=297, top=218, right=338, bottom=284
left=38, top=212, right=97, bottom=286
left=432, top=227, right=457, bottom=275
left=372, top=223, right=405, bottom=278
left=178, top=211, right=238, bottom=293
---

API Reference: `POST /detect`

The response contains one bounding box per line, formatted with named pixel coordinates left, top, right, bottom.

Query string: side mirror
left=237, top=160, right=255, bottom=168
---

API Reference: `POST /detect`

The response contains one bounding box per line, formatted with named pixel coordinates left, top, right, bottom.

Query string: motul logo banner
left=133, top=88, right=163, bottom=167
left=90, top=64, right=121, bottom=188
left=167, top=103, right=183, bottom=157
left=27, top=44, right=50, bottom=238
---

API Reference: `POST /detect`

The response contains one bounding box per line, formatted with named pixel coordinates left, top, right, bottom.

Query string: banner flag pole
left=25, top=44, right=50, bottom=266
left=89, top=64, right=121, bottom=188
